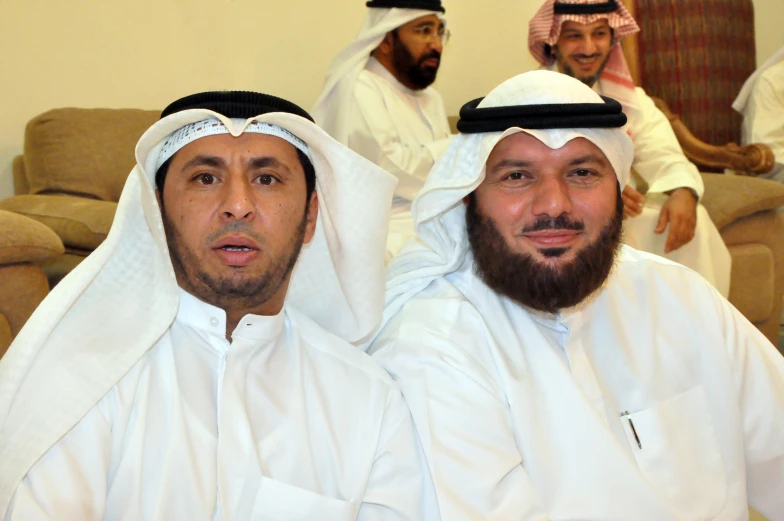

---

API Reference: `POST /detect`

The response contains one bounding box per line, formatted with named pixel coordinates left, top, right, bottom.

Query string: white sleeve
left=349, top=74, right=452, bottom=201
left=743, top=74, right=784, bottom=181
left=718, top=295, right=784, bottom=520
left=4, top=404, right=111, bottom=521
left=631, top=88, right=705, bottom=198
left=358, top=386, right=435, bottom=521
left=372, top=299, right=548, bottom=521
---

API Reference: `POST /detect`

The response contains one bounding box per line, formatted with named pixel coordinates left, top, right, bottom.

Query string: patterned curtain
left=635, top=0, right=756, bottom=146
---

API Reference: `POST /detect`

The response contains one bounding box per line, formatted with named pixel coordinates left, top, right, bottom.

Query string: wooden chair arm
left=651, top=97, right=775, bottom=176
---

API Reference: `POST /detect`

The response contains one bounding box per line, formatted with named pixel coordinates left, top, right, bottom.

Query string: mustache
left=522, top=215, right=585, bottom=233
left=573, top=53, right=602, bottom=60
left=205, top=222, right=266, bottom=245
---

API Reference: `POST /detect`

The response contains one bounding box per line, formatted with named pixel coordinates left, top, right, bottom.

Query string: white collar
left=177, top=288, right=286, bottom=343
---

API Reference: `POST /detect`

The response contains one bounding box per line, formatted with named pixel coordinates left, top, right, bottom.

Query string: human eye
left=502, top=171, right=533, bottom=185
left=255, top=173, right=280, bottom=186
left=193, top=173, right=218, bottom=185
left=568, top=168, right=599, bottom=182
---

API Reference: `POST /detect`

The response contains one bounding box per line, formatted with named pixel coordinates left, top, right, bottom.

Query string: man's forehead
left=402, top=14, right=443, bottom=28
left=560, top=18, right=611, bottom=31
left=173, top=132, right=302, bottom=162
left=488, top=133, right=609, bottom=164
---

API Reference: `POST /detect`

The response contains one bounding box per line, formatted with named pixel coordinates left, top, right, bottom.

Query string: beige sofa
left=0, top=108, right=159, bottom=285
left=0, top=210, right=64, bottom=357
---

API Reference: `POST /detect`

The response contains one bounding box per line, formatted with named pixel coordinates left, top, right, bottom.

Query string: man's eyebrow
left=181, top=155, right=226, bottom=170
left=492, top=158, right=534, bottom=171
left=567, top=154, right=606, bottom=166
left=249, top=156, right=293, bottom=175
left=414, top=20, right=438, bottom=28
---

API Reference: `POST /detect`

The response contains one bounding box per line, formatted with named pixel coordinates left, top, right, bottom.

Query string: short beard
left=465, top=188, right=623, bottom=314
left=392, top=32, right=440, bottom=90
left=162, top=207, right=308, bottom=311
left=556, top=49, right=612, bottom=87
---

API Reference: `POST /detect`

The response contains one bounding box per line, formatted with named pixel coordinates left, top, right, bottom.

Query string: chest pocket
left=250, top=476, right=359, bottom=521
left=622, top=386, right=727, bottom=521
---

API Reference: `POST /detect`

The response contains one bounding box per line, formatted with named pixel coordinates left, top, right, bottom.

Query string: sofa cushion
left=24, top=108, right=159, bottom=202
left=727, top=243, right=774, bottom=323
left=701, top=174, right=784, bottom=230
left=0, top=194, right=116, bottom=251
left=0, top=209, right=64, bottom=265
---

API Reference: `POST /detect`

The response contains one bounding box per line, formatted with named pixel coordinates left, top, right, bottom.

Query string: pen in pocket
left=621, top=410, right=642, bottom=449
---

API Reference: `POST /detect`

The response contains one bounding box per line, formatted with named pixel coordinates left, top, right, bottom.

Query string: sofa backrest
left=23, top=108, right=160, bottom=202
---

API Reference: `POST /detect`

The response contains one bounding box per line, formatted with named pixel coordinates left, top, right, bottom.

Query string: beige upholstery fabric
left=11, top=156, right=28, bottom=196
left=729, top=244, right=774, bottom=322
left=0, top=315, right=11, bottom=360
left=0, top=265, right=49, bottom=345
left=0, top=194, right=116, bottom=251
left=701, top=174, right=784, bottom=229
left=0, top=210, right=64, bottom=264
left=24, top=108, right=159, bottom=202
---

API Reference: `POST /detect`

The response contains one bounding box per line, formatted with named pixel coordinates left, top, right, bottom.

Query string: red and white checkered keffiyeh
left=528, top=0, right=639, bottom=90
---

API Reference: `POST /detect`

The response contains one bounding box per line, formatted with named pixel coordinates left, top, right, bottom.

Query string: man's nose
left=219, top=175, right=255, bottom=221
left=530, top=177, right=573, bottom=218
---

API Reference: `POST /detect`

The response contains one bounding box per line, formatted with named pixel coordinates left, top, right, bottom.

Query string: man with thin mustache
left=528, top=0, right=731, bottom=297
left=0, top=91, right=430, bottom=520
left=313, top=0, right=453, bottom=259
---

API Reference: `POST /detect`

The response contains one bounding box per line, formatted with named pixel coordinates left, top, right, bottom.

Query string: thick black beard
left=556, top=49, right=613, bottom=87
left=162, top=208, right=308, bottom=311
left=392, top=33, right=441, bottom=90
left=465, top=189, right=624, bottom=314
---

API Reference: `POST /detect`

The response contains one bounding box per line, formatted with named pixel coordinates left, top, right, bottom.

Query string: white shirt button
left=210, top=317, right=219, bottom=327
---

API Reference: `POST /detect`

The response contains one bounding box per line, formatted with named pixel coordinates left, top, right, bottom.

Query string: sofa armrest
left=700, top=174, right=784, bottom=230
left=652, top=97, right=775, bottom=176
left=12, top=155, right=29, bottom=195
left=0, top=209, right=64, bottom=265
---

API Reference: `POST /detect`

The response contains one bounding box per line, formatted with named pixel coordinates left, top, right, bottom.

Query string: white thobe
left=370, top=246, right=784, bottom=521
left=739, top=60, right=784, bottom=183
left=348, top=57, right=452, bottom=257
left=7, top=290, right=426, bottom=521
left=594, top=79, right=732, bottom=297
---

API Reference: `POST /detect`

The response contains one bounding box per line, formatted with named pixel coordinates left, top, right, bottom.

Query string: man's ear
left=303, top=191, right=319, bottom=245
left=377, top=31, right=395, bottom=56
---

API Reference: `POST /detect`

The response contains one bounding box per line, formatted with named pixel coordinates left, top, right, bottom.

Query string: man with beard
left=0, top=91, right=431, bottom=520
left=367, top=71, right=784, bottom=520
left=528, top=0, right=731, bottom=297
left=312, top=0, right=453, bottom=258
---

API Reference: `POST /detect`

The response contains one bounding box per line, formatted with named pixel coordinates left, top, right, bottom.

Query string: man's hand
left=654, top=187, right=698, bottom=253
left=622, top=185, right=645, bottom=219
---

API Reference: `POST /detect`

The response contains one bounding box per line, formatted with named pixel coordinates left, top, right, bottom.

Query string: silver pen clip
left=621, top=410, right=642, bottom=449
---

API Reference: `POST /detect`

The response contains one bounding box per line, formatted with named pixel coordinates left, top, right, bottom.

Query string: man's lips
left=421, top=57, right=440, bottom=68
left=212, top=235, right=260, bottom=266
left=522, top=229, right=582, bottom=247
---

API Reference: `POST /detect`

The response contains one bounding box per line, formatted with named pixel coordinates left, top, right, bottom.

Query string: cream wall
left=1, top=0, right=782, bottom=199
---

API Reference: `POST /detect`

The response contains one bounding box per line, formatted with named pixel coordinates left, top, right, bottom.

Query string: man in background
left=528, top=0, right=731, bottom=296
left=313, top=0, right=452, bottom=258
left=734, top=45, right=784, bottom=184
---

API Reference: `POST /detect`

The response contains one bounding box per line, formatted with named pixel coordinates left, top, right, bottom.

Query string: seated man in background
left=528, top=0, right=731, bottom=296
left=369, top=70, right=784, bottom=520
left=312, top=0, right=452, bottom=258
left=734, top=45, right=784, bottom=183
left=0, top=91, right=428, bottom=520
